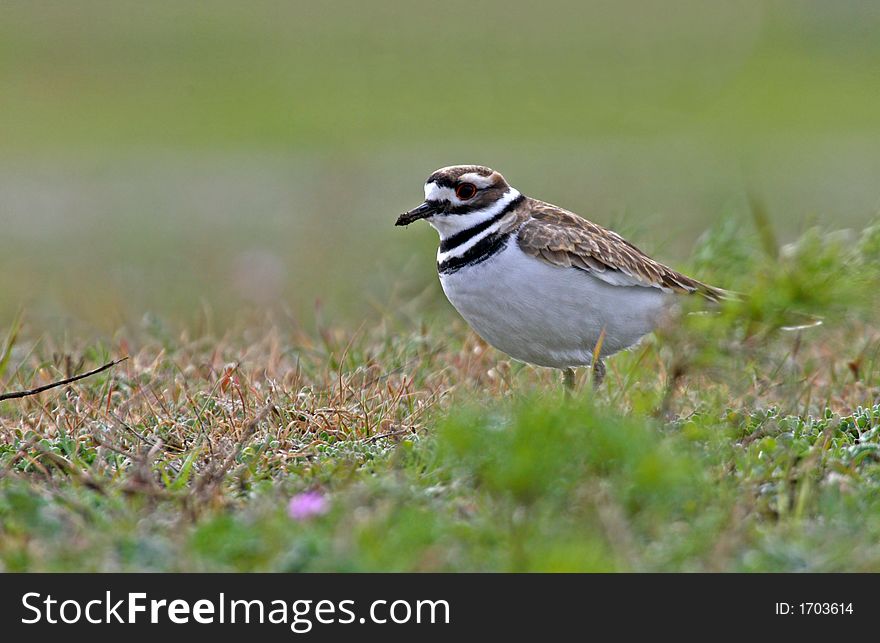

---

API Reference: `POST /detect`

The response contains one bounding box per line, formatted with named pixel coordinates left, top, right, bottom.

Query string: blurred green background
left=1, top=0, right=879, bottom=329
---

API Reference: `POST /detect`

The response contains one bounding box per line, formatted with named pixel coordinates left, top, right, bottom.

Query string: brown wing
left=515, top=199, right=726, bottom=301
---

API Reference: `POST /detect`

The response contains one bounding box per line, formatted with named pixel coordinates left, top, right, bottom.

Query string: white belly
left=439, top=242, right=672, bottom=368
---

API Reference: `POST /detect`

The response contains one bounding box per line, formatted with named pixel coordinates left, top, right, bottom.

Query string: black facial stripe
left=444, top=203, right=475, bottom=215
left=439, top=213, right=503, bottom=252
left=445, top=193, right=524, bottom=216
left=438, top=194, right=525, bottom=252
left=438, top=232, right=510, bottom=274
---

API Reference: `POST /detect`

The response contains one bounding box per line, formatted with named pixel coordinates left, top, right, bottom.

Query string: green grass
left=3, top=218, right=880, bottom=571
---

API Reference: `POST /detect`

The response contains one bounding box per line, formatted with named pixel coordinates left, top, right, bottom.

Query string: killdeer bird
left=396, top=165, right=726, bottom=390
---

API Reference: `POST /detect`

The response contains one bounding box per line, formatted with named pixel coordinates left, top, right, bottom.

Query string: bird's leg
left=591, top=358, right=606, bottom=390
left=562, top=367, right=576, bottom=397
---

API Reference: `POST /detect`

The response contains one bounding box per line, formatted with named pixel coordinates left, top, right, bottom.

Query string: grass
left=3, top=217, right=880, bottom=572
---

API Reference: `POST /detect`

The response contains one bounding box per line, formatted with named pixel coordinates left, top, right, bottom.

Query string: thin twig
left=362, top=428, right=413, bottom=443
left=0, top=357, right=128, bottom=401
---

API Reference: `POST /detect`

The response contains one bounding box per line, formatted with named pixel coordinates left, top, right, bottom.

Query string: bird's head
left=395, top=165, right=516, bottom=232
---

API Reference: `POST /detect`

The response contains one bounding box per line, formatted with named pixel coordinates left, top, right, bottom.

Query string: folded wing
left=515, top=199, right=727, bottom=301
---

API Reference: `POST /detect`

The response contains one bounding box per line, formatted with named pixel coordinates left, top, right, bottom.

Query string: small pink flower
left=287, top=491, right=328, bottom=521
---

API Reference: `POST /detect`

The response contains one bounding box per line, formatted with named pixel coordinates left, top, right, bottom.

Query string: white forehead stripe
left=424, top=181, right=454, bottom=202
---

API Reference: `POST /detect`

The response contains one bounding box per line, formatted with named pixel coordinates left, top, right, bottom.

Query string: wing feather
left=515, top=198, right=727, bottom=301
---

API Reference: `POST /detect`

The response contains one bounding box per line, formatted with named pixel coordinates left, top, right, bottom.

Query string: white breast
left=438, top=240, right=672, bottom=368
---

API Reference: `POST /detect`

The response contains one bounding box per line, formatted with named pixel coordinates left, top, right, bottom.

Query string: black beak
left=395, top=201, right=438, bottom=226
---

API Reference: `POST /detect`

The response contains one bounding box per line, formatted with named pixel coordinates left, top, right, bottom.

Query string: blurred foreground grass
left=3, top=218, right=880, bottom=571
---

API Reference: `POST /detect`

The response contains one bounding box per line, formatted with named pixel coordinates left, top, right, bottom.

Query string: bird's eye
left=455, top=183, right=477, bottom=200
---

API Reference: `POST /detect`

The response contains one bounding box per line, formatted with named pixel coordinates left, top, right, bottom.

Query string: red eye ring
left=455, top=183, right=477, bottom=200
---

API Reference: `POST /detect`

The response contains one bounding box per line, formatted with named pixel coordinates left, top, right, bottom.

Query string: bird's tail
left=693, top=280, right=743, bottom=303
